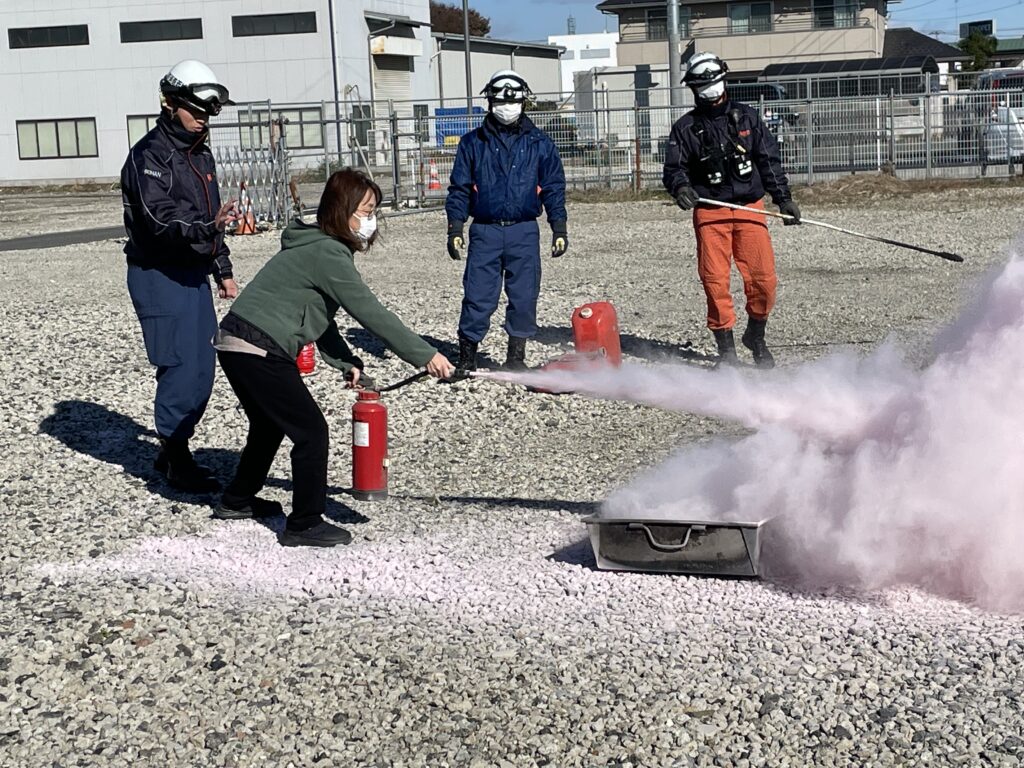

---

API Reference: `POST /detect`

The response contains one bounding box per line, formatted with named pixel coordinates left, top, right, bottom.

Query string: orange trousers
left=693, top=199, right=778, bottom=331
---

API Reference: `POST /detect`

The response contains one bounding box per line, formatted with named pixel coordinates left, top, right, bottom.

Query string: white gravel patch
left=2, top=189, right=1023, bottom=767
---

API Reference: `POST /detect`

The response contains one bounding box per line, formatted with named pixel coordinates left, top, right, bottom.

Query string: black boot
left=279, top=521, right=353, bottom=548
left=504, top=336, right=528, bottom=371
left=456, top=336, right=478, bottom=372
left=155, top=438, right=221, bottom=494
left=742, top=317, right=776, bottom=369
left=712, top=329, right=739, bottom=367
left=213, top=495, right=284, bottom=520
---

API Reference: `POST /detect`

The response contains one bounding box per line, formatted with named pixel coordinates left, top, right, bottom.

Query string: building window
left=8, top=25, right=89, bottom=49
left=120, top=19, right=203, bottom=43
left=240, top=108, right=324, bottom=149
left=646, top=8, right=690, bottom=41
left=561, top=50, right=575, bottom=60
left=813, top=0, right=858, bottom=29
left=232, top=12, right=317, bottom=37
left=580, top=48, right=611, bottom=59
left=127, top=114, right=159, bottom=147
left=728, top=3, right=773, bottom=34
left=17, top=118, right=98, bottom=160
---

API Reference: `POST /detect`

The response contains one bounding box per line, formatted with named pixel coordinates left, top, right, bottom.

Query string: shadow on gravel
left=396, top=494, right=598, bottom=515
left=39, top=400, right=238, bottom=503
left=547, top=538, right=599, bottom=570
left=345, top=328, right=505, bottom=369
left=534, top=325, right=716, bottom=365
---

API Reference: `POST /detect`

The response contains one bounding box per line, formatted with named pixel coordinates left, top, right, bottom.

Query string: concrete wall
left=434, top=40, right=563, bottom=107
left=548, top=32, right=619, bottom=97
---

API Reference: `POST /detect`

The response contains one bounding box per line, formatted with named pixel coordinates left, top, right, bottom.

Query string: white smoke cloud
left=481, top=257, right=1024, bottom=612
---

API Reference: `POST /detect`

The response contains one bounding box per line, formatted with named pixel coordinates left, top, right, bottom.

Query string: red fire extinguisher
left=571, top=301, right=622, bottom=366
left=296, top=343, right=316, bottom=375
left=351, top=390, right=388, bottom=500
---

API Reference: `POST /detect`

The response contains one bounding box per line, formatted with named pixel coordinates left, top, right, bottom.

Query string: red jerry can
left=351, top=390, right=388, bottom=500
left=296, top=343, right=316, bottom=375
left=571, top=301, right=621, bottom=366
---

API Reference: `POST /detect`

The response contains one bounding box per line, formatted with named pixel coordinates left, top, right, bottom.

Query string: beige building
left=597, top=0, right=901, bottom=76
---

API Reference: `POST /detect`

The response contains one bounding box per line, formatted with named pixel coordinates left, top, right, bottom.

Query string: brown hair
left=316, top=168, right=383, bottom=251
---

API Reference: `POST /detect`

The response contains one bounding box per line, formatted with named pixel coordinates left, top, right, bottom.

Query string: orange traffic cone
left=428, top=159, right=441, bottom=191
left=235, top=181, right=256, bottom=235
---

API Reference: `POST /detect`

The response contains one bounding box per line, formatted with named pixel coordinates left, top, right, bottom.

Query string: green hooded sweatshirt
left=229, top=220, right=436, bottom=372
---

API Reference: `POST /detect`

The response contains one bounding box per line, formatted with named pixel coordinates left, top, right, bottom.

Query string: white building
left=0, top=0, right=562, bottom=184
left=546, top=31, right=619, bottom=99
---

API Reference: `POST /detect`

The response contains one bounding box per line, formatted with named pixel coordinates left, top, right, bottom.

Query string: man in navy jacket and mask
left=445, top=70, right=568, bottom=371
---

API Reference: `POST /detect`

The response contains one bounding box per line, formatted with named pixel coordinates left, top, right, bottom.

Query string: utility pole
left=327, top=0, right=342, bottom=163
left=668, top=0, right=683, bottom=108
left=463, top=0, right=474, bottom=119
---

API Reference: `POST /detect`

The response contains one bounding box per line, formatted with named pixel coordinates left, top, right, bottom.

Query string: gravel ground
left=1, top=184, right=1023, bottom=767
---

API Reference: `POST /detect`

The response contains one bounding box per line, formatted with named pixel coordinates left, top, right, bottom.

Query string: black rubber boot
left=279, top=521, right=353, bottom=548
left=741, top=317, right=776, bottom=369
left=504, top=336, right=528, bottom=371
left=712, top=329, right=739, bottom=367
left=456, top=336, right=478, bottom=372
left=155, top=438, right=221, bottom=494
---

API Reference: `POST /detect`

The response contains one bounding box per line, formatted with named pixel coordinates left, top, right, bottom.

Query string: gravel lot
left=2, top=181, right=1023, bottom=767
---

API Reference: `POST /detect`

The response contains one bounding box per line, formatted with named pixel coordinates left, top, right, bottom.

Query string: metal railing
left=619, top=15, right=873, bottom=42
left=207, top=85, right=1024, bottom=222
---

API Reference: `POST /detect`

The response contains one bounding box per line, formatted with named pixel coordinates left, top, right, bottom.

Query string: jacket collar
left=694, top=98, right=732, bottom=120
left=157, top=111, right=210, bottom=151
left=479, top=113, right=536, bottom=141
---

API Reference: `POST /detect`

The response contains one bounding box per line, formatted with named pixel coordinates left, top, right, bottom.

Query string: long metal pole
left=667, top=0, right=683, bottom=109
left=327, top=0, right=342, bottom=164
left=694, top=197, right=965, bottom=263
left=463, top=0, right=473, bottom=119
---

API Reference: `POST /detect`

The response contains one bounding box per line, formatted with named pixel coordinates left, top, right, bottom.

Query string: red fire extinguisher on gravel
left=351, top=390, right=389, bottom=500
left=296, top=343, right=316, bottom=375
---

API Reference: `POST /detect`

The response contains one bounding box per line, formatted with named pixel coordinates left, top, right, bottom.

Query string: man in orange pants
left=663, top=52, right=801, bottom=368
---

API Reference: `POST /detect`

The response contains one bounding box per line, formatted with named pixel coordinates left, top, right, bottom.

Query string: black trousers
left=218, top=351, right=329, bottom=531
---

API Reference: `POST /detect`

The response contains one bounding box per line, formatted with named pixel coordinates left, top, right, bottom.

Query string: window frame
left=812, top=0, right=859, bottom=29
left=239, top=108, right=325, bottom=150
left=126, top=114, right=160, bottom=147
left=8, top=24, right=89, bottom=49
left=645, top=7, right=690, bottom=42
left=728, top=2, right=773, bottom=34
left=231, top=12, right=317, bottom=38
left=119, top=18, right=203, bottom=43
left=17, top=118, right=99, bottom=160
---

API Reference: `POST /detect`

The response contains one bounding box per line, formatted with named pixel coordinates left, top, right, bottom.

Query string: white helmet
left=683, top=52, right=729, bottom=102
left=160, top=60, right=233, bottom=115
left=481, top=69, right=532, bottom=103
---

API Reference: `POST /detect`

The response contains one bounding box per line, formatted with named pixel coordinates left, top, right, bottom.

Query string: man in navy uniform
left=445, top=70, right=568, bottom=371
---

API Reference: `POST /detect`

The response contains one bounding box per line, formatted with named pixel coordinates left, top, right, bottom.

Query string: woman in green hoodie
left=214, top=168, right=454, bottom=548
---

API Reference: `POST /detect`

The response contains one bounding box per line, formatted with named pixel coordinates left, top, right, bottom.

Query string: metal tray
left=583, top=515, right=769, bottom=577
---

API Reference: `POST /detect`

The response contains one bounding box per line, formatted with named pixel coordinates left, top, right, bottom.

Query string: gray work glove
left=674, top=186, right=699, bottom=211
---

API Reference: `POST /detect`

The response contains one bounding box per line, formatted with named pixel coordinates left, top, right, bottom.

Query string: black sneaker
left=213, top=497, right=284, bottom=520
left=279, top=521, right=353, bottom=548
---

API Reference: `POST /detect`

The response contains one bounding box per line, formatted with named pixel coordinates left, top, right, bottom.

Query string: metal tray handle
left=626, top=522, right=706, bottom=552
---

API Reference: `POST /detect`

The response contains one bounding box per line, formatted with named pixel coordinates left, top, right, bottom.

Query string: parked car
left=536, top=114, right=581, bottom=157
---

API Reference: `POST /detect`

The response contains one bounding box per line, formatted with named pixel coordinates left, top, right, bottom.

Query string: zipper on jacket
left=186, top=134, right=217, bottom=257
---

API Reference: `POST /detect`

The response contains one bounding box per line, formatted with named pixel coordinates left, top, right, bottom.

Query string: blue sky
left=470, top=0, right=1024, bottom=43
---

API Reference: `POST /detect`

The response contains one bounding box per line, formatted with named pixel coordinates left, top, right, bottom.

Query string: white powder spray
left=482, top=257, right=1024, bottom=612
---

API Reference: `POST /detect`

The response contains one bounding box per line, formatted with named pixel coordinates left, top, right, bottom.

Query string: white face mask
left=696, top=81, right=726, bottom=102
left=492, top=103, right=523, bottom=125
left=354, top=213, right=377, bottom=241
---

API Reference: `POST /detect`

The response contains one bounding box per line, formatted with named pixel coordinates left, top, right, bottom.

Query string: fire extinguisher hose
left=370, top=370, right=430, bottom=393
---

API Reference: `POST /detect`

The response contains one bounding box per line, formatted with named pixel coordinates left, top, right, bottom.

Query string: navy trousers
left=458, top=220, right=541, bottom=343
left=127, top=264, right=217, bottom=442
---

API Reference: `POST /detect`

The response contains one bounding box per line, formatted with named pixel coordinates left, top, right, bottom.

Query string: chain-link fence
left=207, top=81, right=1024, bottom=222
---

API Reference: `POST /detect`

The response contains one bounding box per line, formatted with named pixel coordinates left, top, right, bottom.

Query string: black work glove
left=779, top=200, right=802, bottom=225
left=673, top=185, right=699, bottom=211
left=446, top=221, right=465, bottom=260
left=550, top=221, right=568, bottom=258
